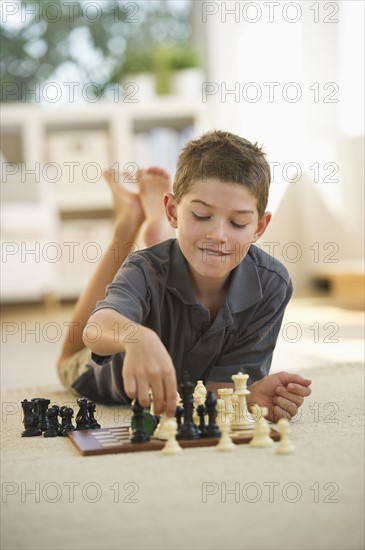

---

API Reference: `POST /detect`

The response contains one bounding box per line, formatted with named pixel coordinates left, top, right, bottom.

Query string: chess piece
left=231, top=372, right=254, bottom=431
left=217, top=388, right=235, bottom=423
left=249, top=405, right=274, bottom=448
left=175, top=392, right=184, bottom=431
left=76, top=397, right=91, bottom=430
left=60, top=406, right=75, bottom=436
left=161, top=418, right=182, bottom=455
left=176, top=371, right=200, bottom=440
left=216, top=401, right=235, bottom=452
left=153, top=412, right=170, bottom=440
left=196, top=403, right=207, bottom=436
left=31, top=398, right=50, bottom=432
left=87, top=401, right=101, bottom=429
left=51, top=405, right=62, bottom=432
left=276, top=418, right=296, bottom=454
left=21, top=399, right=42, bottom=437
left=43, top=407, right=60, bottom=437
left=205, top=391, right=221, bottom=438
left=130, top=400, right=150, bottom=443
left=193, top=380, right=207, bottom=425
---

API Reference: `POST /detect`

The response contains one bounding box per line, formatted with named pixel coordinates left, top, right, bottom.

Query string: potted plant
left=168, top=46, right=203, bottom=98
left=121, top=48, right=156, bottom=100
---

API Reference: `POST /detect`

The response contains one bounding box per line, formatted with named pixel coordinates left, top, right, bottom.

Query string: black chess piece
left=51, top=404, right=62, bottom=432
left=175, top=404, right=184, bottom=430
left=43, top=407, right=60, bottom=437
left=130, top=400, right=150, bottom=443
left=176, top=371, right=200, bottom=440
left=60, top=407, right=75, bottom=436
left=205, top=391, right=221, bottom=438
left=196, top=403, right=208, bottom=437
left=87, top=401, right=101, bottom=429
left=76, top=397, right=91, bottom=430
left=31, top=398, right=50, bottom=432
left=21, top=399, right=42, bottom=437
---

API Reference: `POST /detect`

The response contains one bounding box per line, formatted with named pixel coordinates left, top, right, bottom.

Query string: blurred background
left=1, top=0, right=364, bottom=388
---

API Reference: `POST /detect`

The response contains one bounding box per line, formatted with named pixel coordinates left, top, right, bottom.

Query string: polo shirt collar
left=167, top=239, right=262, bottom=312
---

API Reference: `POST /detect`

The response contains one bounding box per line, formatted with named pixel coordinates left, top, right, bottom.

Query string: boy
left=58, top=130, right=311, bottom=421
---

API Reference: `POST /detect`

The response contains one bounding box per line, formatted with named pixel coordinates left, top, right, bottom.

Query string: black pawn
left=21, top=399, right=42, bottom=437
left=43, top=407, right=60, bottom=437
left=175, top=404, right=184, bottom=430
left=76, top=397, right=91, bottom=430
left=205, top=391, right=221, bottom=438
left=51, top=405, right=62, bottom=432
left=177, top=371, right=200, bottom=440
left=197, top=403, right=208, bottom=437
left=32, top=398, right=50, bottom=432
left=130, top=400, right=150, bottom=443
left=60, top=407, right=75, bottom=436
left=87, top=401, right=101, bottom=429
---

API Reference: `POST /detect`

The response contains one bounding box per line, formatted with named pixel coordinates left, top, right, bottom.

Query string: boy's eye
left=231, top=221, right=247, bottom=229
left=192, top=212, right=210, bottom=221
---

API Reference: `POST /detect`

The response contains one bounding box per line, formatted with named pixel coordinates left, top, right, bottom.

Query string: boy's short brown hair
left=173, top=130, right=271, bottom=218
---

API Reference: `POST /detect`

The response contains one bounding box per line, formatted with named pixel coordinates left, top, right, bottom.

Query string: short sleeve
left=92, top=260, right=151, bottom=324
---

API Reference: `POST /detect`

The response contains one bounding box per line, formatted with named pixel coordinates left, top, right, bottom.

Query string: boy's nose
left=205, top=221, right=228, bottom=242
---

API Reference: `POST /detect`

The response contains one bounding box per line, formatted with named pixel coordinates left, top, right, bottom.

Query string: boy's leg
left=57, top=169, right=144, bottom=377
left=57, top=168, right=175, bottom=384
left=138, top=167, right=176, bottom=246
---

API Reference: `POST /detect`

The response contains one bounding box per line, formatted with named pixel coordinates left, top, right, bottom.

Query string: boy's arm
left=83, top=308, right=177, bottom=416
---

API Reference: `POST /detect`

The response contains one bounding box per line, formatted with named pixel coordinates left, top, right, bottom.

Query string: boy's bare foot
left=103, top=169, right=145, bottom=236
left=138, top=167, right=176, bottom=246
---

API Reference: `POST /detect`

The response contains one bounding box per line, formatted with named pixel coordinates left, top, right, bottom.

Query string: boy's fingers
left=275, top=387, right=305, bottom=406
left=149, top=379, right=165, bottom=415
left=135, top=378, right=151, bottom=409
left=273, top=396, right=298, bottom=417
left=278, top=372, right=312, bottom=387
left=123, top=371, right=137, bottom=399
left=273, top=405, right=292, bottom=421
left=163, top=372, right=178, bottom=417
left=287, top=382, right=312, bottom=396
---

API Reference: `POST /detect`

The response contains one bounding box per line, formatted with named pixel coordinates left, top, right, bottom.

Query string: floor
left=1, top=293, right=363, bottom=390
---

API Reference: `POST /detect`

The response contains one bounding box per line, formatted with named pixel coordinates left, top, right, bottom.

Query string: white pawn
left=276, top=418, right=296, bottom=454
left=249, top=405, right=274, bottom=448
left=161, top=418, right=182, bottom=455
left=153, top=412, right=170, bottom=440
left=216, top=401, right=236, bottom=452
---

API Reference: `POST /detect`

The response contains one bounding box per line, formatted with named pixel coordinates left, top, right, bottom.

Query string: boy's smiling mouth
left=199, top=246, right=229, bottom=256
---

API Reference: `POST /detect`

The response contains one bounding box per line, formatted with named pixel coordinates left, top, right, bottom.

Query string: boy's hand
left=248, top=371, right=312, bottom=423
left=122, top=327, right=177, bottom=417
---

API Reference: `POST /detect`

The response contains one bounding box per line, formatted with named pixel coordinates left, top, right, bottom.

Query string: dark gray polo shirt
left=72, top=238, right=293, bottom=405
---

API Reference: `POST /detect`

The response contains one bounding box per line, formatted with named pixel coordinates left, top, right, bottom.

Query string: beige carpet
left=1, top=364, right=364, bottom=550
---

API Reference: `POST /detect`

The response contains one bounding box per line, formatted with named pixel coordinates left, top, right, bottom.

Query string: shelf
left=1, top=99, right=207, bottom=301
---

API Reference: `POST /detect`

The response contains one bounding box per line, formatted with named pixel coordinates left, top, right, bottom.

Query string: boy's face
left=164, top=178, right=271, bottom=294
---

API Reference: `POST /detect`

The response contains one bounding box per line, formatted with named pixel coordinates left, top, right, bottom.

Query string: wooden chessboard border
left=68, top=426, right=280, bottom=456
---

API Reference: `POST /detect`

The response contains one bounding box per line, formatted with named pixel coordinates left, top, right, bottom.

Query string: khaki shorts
left=58, top=347, right=93, bottom=395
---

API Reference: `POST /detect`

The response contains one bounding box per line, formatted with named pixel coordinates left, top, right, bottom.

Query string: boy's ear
left=164, top=193, right=178, bottom=228
left=252, top=211, right=272, bottom=242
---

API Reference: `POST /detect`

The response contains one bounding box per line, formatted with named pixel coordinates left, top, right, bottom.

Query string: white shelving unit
left=1, top=100, right=207, bottom=302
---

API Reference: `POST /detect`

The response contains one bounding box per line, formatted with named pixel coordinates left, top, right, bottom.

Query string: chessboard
left=68, top=426, right=280, bottom=456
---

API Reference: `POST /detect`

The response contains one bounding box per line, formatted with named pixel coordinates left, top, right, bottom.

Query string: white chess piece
left=231, top=372, right=254, bottom=431
left=193, top=380, right=207, bottom=424
left=217, top=388, right=235, bottom=423
left=276, top=418, right=296, bottom=454
left=153, top=412, right=170, bottom=440
left=161, top=418, right=182, bottom=455
left=249, top=405, right=274, bottom=448
left=216, top=401, right=236, bottom=452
